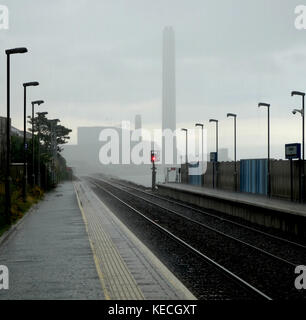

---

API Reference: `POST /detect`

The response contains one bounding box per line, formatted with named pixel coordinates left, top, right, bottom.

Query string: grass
left=0, top=224, right=10, bottom=238
left=0, top=185, right=44, bottom=238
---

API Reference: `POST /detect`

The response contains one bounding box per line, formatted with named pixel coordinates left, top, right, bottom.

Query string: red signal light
left=151, top=150, right=156, bottom=162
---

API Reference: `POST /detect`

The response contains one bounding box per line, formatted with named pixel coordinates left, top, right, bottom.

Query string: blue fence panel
left=188, top=162, right=202, bottom=186
left=189, top=175, right=202, bottom=186
left=240, top=159, right=267, bottom=195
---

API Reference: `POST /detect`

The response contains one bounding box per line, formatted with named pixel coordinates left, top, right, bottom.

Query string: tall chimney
left=162, top=26, right=176, bottom=165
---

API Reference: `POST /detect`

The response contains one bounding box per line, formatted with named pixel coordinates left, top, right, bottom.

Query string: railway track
left=87, top=176, right=306, bottom=300
left=103, top=178, right=306, bottom=268
left=87, top=177, right=271, bottom=300
left=103, top=181, right=297, bottom=266
left=95, top=177, right=306, bottom=266
left=111, top=178, right=306, bottom=252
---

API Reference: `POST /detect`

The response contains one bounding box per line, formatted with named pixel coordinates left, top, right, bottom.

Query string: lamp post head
left=5, top=47, right=28, bottom=55
left=292, top=108, right=304, bottom=116
left=195, top=123, right=204, bottom=128
left=227, top=113, right=237, bottom=118
left=181, top=128, right=188, bottom=132
left=209, top=119, right=218, bottom=123
left=258, top=102, right=270, bottom=108
left=32, top=100, right=44, bottom=106
left=23, top=81, right=39, bottom=87
left=291, top=91, right=305, bottom=97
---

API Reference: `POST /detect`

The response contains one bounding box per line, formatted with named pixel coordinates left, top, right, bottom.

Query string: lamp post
left=195, top=123, right=204, bottom=186
left=258, top=102, right=271, bottom=197
left=209, top=119, right=219, bottom=189
left=37, top=114, right=41, bottom=188
left=31, top=100, right=44, bottom=186
left=5, top=47, right=28, bottom=224
left=227, top=113, right=237, bottom=191
left=181, top=128, right=188, bottom=164
left=209, top=119, right=218, bottom=154
left=291, top=91, right=305, bottom=202
left=181, top=128, right=188, bottom=184
left=22, top=82, right=39, bottom=201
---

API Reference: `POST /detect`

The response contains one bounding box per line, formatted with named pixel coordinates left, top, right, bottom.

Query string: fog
left=0, top=0, right=305, bottom=185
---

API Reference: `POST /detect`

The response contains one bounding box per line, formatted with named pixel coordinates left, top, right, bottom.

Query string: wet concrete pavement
left=0, top=182, right=104, bottom=300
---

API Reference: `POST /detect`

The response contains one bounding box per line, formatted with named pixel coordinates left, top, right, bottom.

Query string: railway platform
left=0, top=181, right=195, bottom=300
left=157, top=183, right=306, bottom=237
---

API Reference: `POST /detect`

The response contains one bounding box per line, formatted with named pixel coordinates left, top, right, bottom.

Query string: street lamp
left=22, top=81, right=39, bottom=201
left=209, top=119, right=219, bottom=189
left=5, top=47, right=28, bottom=224
left=195, top=123, right=204, bottom=186
left=227, top=113, right=237, bottom=191
left=209, top=119, right=218, bottom=153
left=258, top=102, right=271, bottom=197
left=181, top=128, right=188, bottom=164
left=291, top=91, right=305, bottom=202
left=31, top=100, right=44, bottom=186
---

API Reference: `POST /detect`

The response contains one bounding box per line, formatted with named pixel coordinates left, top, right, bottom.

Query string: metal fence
left=240, top=159, right=268, bottom=195
left=182, top=159, right=305, bottom=201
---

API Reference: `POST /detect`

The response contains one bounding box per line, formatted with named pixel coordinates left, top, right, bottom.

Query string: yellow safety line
left=73, top=182, right=111, bottom=300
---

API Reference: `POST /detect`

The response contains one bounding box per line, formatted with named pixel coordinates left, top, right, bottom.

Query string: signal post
left=151, top=150, right=157, bottom=191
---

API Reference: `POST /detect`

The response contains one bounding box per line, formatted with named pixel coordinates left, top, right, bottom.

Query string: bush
left=0, top=183, right=44, bottom=228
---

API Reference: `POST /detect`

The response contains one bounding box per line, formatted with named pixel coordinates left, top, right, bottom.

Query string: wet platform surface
left=75, top=180, right=195, bottom=300
left=0, top=181, right=195, bottom=300
left=0, top=182, right=104, bottom=300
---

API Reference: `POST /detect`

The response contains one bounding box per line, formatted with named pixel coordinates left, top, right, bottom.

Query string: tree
left=28, top=112, right=72, bottom=154
left=27, top=113, right=72, bottom=188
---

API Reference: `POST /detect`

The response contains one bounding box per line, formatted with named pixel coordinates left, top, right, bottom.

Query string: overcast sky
left=0, top=0, right=306, bottom=160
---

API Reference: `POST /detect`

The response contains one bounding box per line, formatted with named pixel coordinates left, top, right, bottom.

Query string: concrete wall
left=181, top=163, right=188, bottom=184
left=203, top=162, right=240, bottom=192
left=157, top=184, right=306, bottom=237
left=271, top=160, right=301, bottom=201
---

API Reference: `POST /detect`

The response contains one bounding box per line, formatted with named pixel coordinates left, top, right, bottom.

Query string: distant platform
left=157, top=183, right=306, bottom=237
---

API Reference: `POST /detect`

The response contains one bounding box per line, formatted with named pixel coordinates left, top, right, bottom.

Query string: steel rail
left=92, top=177, right=295, bottom=267
left=89, top=178, right=272, bottom=300
left=106, top=178, right=306, bottom=250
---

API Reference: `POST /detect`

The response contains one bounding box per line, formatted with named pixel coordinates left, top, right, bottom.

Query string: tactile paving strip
left=75, top=182, right=144, bottom=300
